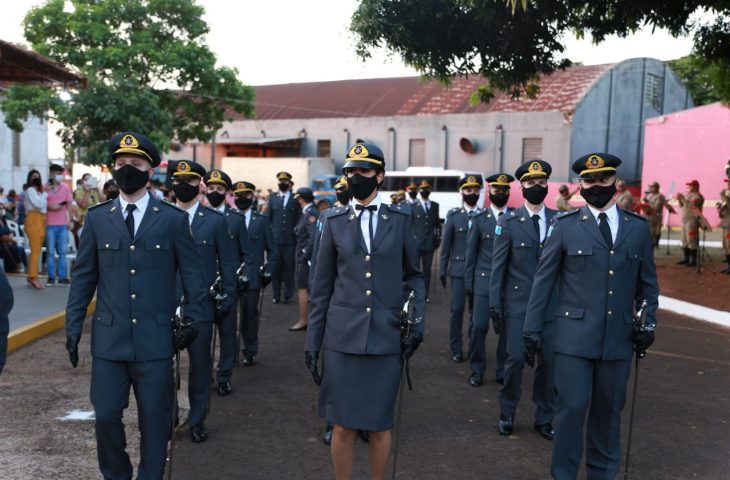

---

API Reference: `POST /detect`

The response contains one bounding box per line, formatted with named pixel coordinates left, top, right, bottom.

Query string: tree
left=1, top=0, right=255, bottom=165
left=351, top=1, right=730, bottom=102
left=668, top=55, right=723, bottom=105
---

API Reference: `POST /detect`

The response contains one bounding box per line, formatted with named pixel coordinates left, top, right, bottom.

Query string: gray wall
left=570, top=58, right=693, bottom=184
left=0, top=102, right=49, bottom=193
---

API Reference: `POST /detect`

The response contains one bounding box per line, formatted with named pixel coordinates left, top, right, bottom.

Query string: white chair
left=67, top=229, right=78, bottom=269
left=6, top=220, right=24, bottom=247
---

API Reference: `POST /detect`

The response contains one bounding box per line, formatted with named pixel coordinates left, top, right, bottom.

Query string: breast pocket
left=566, top=245, right=592, bottom=272
left=97, top=239, right=120, bottom=267
left=513, top=239, right=533, bottom=260
left=145, top=238, right=170, bottom=266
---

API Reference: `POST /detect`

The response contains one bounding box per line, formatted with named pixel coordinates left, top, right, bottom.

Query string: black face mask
left=31, top=178, right=42, bottom=187
left=336, top=190, right=350, bottom=205
left=172, top=182, right=199, bottom=203
left=408, top=190, right=418, bottom=199
left=113, top=165, right=150, bottom=195
left=581, top=183, right=617, bottom=209
left=522, top=184, right=548, bottom=205
left=489, top=192, right=509, bottom=208
left=420, top=191, right=430, bottom=199
left=278, top=182, right=290, bottom=192
left=106, top=189, right=119, bottom=200
left=347, top=173, right=379, bottom=200
left=206, top=191, right=226, bottom=208
left=235, top=197, right=253, bottom=211
left=463, top=193, right=479, bottom=207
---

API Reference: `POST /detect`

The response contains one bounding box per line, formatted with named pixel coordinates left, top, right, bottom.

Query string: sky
left=0, top=0, right=703, bottom=156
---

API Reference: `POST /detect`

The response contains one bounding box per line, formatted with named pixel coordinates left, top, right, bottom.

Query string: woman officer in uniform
left=305, top=142, right=426, bottom=480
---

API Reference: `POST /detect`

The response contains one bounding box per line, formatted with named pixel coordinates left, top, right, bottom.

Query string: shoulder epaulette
left=505, top=211, right=521, bottom=221
left=252, top=210, right=265, bottom=217
left=448, top=207, right=460, bottom=213
left=204, top=206, right=224, bottom=215
left=89, top=199, right=112, bottom=210
left=554, top=209, right=580, bottom=220
left=472, top=210, right=486, bottom=218
left=324, top=206, right=349, bottom=219
left=157, top=200, right=184, bottom=212
left=227, top=208, right=246, bottom=218
left=387, top=203, right=411, bottom=215
left=623, top=209, right=647, bottom=221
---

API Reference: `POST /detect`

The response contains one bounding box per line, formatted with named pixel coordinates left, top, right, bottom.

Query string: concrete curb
left=659, top=295, right=730, bottom=328
left=7, top=300, right=96, bottom=354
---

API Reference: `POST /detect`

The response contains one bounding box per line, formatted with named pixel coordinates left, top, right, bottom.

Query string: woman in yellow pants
left=23, top=170, right=47, bottom=290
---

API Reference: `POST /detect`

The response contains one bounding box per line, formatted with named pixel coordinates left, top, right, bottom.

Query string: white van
left=379, top=167, right=486, bottom=220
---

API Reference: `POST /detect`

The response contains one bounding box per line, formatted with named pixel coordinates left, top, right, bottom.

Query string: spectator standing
left=73, top=174, right=101, bottom=231
left=5, top=189, right=18, bottom=221
left=24, top=170, right=47, bottom=290
left=45, top=164, right=73, bottom=286
left=0, top=216, right=27, bottom=273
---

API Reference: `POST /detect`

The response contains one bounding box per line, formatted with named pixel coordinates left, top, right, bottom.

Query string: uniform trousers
left=418, top=250, right=435, bottom=298
left=551, top=353, right=632, bottom=480
left=216, top=301, right=238, bottom=383
left=91, top=356, right=173, bottom=480
left=0, top=269, right=11, bottom=376
left=239, top=289, right=261, bottom=357
left=499, top=314, right=554, bottom=425
left=273, top=243, right=295, bottom=300
left=448, top=276, right=466, bottom=356
left=468, top=293, right=507, bottom=379
left=681, top=219, right=699, bottom=250
left=186, top=321, right=213, bottom=428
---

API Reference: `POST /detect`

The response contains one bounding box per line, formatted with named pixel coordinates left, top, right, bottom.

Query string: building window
left=12, top=131, right=21, bottom=167
left=645, top=73, right=663, bottom=111
left=522, top=137, right=543, bottom=162
left=409, top=139, right=425, bottom=167
left=317, top=140, right=331, bottom=157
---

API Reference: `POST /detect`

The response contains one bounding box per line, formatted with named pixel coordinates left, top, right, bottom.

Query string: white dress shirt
left=242, top=208, right=252, bottom=228
left=490, top=204, right=507, bottom=219
left=119, top=192, right=150, bottom=236
left=279, top=191, right=291, bottom=206
left=351, top=196, right=382, bottom=253
left=525, top=203, right=547, bottom=242
left=181, top=201, right=200, bottom=226
left=419, top=198, right=432, bottom=213
left=587, top=203, right=619, bottom=243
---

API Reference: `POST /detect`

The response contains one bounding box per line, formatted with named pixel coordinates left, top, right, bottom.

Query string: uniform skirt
left=318, top=348, right=402, bottom=432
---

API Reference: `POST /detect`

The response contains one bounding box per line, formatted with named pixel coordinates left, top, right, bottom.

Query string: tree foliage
left=1, top=0, right=255, bottom=165
left=352, top=1, right=730, bottom=102
left=668, top=54, right=723, bottom=105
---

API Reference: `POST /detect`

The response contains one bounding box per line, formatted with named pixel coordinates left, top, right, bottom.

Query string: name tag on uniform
left=468, top=219, right=472, bottom=229
left=547, top=225, right=553, bottom=238
left=495, top=225, right=502, bottom=236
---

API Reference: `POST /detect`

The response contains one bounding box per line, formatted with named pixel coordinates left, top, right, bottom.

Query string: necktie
left=425, top=202, right=430, bottom=212
left=531, top=214, right=541, bottom=241
left=125, top=204, right=137, bottom=239
left=498, top=211, right=504, bottom=217
left=355, top=204, right=377, bottom=248
left=598, top=212, right=613, bottom=249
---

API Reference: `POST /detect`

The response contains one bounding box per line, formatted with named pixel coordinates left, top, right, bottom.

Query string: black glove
left=490, top=309, right=503, bottom=335
left=523, top=332, right=541, bottom=368
left=66, top=335, right=80, bottom=368
left=174, top=325, right=198, bottom=351
left=402, top=331, right=424, bottom=360
left=214, top=305, right=230, bottom=324
left=440, top=274, right=447, bottom=289
left=305, top=351, right=321, bottom=385
left=634, top=329, right=655, bottom=358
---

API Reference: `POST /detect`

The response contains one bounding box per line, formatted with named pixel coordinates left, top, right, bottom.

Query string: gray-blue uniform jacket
left=305, top=203, right=425, bottom=355
left=267, top=192, right=300, bottom=246
left=0, top=267, right=12, bottom=375
left=464, top=208, right=511, bottom=294
left=440, top=207, right=476, bottom=278
left=221, top=205, right=254, bottom=272
left=411, top=200, right=441, bottom=252
left=490, top=206, right=558, bottom=317
left=185, top=204, right=238, bottom=318
left=524, top=206, right=659, bottom=360
left=243, top=210, right=279, bottom=290
left=296, top=204, right=320, bottom=265
left=66, top=195, right=208, bottom=361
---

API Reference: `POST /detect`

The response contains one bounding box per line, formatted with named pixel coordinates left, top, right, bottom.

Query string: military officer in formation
left=202, top=168, right=252, bottom=395
left=267, top=171, right=300, bottom=304
left=614, top=179, right=635, bottom=210
left=232, top=180, right=278, bottom=366
left=464, top=173, right=513, bottom=387
left=289, top=187, right=320, bottom=331
left=718, top=177, right=730, bottom=274
left=66, top=132, right=207, bottom=479
left=555, top=184, right=579, bottom=212
left=170, top=160, right=238, bottom=443
left=408, top=180, right=441, bottom=302
left=490, top=160, right=557, bottom=440
left=640, top=181, right=674, bottom=248
left=675, top=179, right=705, bottom=267
left=524, top=153, right=659, bottom=480
left=333, top=175, right=350, bottom=207
left=305, top=142, right=425, bottom=480
left=440, top=175, right=482, bottom=362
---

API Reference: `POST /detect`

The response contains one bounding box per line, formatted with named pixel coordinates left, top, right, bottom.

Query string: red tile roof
left=0, top=39, right=86, bottom=87
left=246, top=64, right=612, bottom=121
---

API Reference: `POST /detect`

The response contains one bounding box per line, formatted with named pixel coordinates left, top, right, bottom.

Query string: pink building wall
left=642, top=102, right=730, bottom=227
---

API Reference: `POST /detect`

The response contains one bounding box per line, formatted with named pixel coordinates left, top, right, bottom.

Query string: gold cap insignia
left=237, top=182, right=244, bottom=190
left=585, top=155, right=605, bottom=169
left=177, top=161, right=189, bottom=172
left=121, top=134, right=139, bottom=148
left=530, top=161, right=543, bottom=173
left=211, top=171, right=220, bottom=179
left=467, top=176, right=477, bottom=184
left=349, top=144, right=369, bottom=159
left=498, top=175, right=508, bottom=184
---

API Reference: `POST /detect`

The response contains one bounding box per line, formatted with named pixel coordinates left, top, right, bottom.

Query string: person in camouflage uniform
left=676, top=180, right=705, bottom=267
left=614, top=180, right=635, bottom=211
left=718, top=180, right=730, bottom=274
left=640, top=181, right=675, bottom=248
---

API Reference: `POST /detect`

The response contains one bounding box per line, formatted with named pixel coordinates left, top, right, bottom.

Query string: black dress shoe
left=217, top=381, right=232, bottom=396
left=534, top=422, right=554, bottom=440
left=469, top=372, right=483, bottom=387
left=358, top=430, right=370, bottom=443
left=283, top=296, right=292, bottom=304
left=272, top=297, right=280, bottom=304
left=498, top=415, right=514, bottom=436
left=323, top=424, right=334, bottom=445
left=495, top=376, right=504, bottom=385
left=243, top=355, right=256, bottom=366
left=190, top=424, right=208, bottom=443
left=452, top=353, right=464, bottom=363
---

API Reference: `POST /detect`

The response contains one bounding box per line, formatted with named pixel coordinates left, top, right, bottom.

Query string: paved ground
left=6, top=273, right=71, bottom=330
left=3, top=277, right=729, bottom=479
